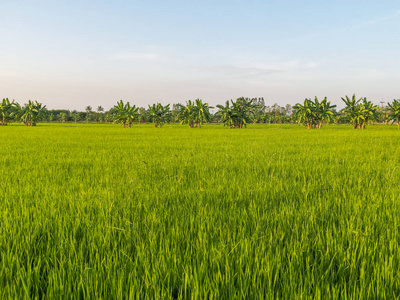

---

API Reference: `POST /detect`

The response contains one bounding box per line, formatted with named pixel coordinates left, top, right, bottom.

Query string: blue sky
left=1, top=0, right=399, bottom=110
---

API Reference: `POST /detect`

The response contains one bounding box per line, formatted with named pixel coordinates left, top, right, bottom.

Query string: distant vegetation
left=1, top=95, right=400, bottom=129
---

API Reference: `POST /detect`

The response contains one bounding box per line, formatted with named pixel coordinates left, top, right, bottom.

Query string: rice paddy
left=1, top=123, right=399, bottom=299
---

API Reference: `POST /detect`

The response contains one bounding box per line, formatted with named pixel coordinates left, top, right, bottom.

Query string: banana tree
left=341, top=94, right=363, bottom=129
left=216, top=97, right=258, bottom=129
left=358, top=98, right=378, bottom=129
left=147, top=103, right=171, bottom=127
left=216, top=100, right=234, bottom=128
left=20, top=100, right=47, bottom=126
left=232, top=97, right=258, bottom=128
left=58, top=112, right=67, bottom=123
left=105, top=113, right=114, bottom=124
left=0, top=98, right=16, bottom=126
left=293, top=99, right=314, bottom=129
left=72, top=113, right=79, bottom=123
left=313, top=97, right=336, bottom=128
left=113, top=100, right=139, bottom=127
left=177, top=100, right=196, bottom=128
left=193, top=99, right=213, bottom=127
left=388, top=99, right=400, bottom=130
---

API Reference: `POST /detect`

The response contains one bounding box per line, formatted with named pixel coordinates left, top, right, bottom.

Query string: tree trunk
left=398, top=120, right=400, bottom=130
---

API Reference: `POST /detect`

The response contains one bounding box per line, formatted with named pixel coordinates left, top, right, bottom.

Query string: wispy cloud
left=199, top=61, right=318, bottom=78
left=111, top=52, right=160, bottom=61
left=200, top=65, right=284, bottom=77
left=355, top=10, right=400, bottom=29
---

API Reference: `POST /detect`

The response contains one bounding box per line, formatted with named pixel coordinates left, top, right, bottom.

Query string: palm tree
left=85, top=105, right=92, bottom=122
left=20, top=100, right=47, bottom=126
left=388, top=99, right=400, bottom=130
left=147, top=103, right=171, bottom=127
left=113, top=100, right=139, bottom=127
left=0, top=98, right=16, bottom=126
left=96, top=106, right=104, bottom=122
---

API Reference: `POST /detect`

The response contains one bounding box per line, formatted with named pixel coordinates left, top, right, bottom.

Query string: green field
left=1, top=124, right=400, bottom=299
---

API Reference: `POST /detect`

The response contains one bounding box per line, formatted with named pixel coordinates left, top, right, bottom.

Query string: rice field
left=1, top=123, right=400, bottom=299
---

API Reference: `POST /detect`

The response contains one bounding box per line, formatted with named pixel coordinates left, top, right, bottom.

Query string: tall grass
left=0, top=124, right=399, bottom=298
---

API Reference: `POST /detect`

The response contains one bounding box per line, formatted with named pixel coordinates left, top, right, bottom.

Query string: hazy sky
left=1, top=0, right=399, bottom=110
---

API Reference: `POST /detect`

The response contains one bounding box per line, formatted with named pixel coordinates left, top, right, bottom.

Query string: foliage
left=216, top=97, right=258, bottom=128
left=177, top=100, right=196, bottom=128
left=58, top=112, right=67, bottom=123
left=113, top=100, right=139, bottom=127
left=19, top=100, right=47, bottom=126
left=358, top=98, right=378, bottom=129
left=177, top=99, right=213, bottom=128
left=216, top=100, right=234, bottom=128
left=293, top=97, right=336, bottom=129
left=0, top=98, right=17, bottom=126
left=105, top=113, right=114, bottom=124
left=387, top=99, right=400, bottom=129
left=0, top=96, right=389, bottom=129
left=147, top=103, right=171, bottom=127
left=72, top=113, right=79, bottom=123
left=341, top=94, right=378, bottom=129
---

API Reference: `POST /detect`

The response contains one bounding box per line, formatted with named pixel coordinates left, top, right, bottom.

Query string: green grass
left=1, top=123, right=400, bottom=299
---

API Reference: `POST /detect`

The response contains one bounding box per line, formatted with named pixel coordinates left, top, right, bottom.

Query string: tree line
left=1, top=96, right=400, bottom=129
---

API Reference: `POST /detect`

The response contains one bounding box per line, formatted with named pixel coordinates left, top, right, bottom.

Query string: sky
left=0, top=0, right=399, bottom=110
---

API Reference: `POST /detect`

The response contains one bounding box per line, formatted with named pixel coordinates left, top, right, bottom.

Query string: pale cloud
left=199, top=65, right=284, bottom=77
left=358, top=69, right=388, bottom=79
left=198, top=60, right=319, bottom=78
left=305, top=62, right=318, bottom=69
left=111, top=52, right=160, bottom=61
